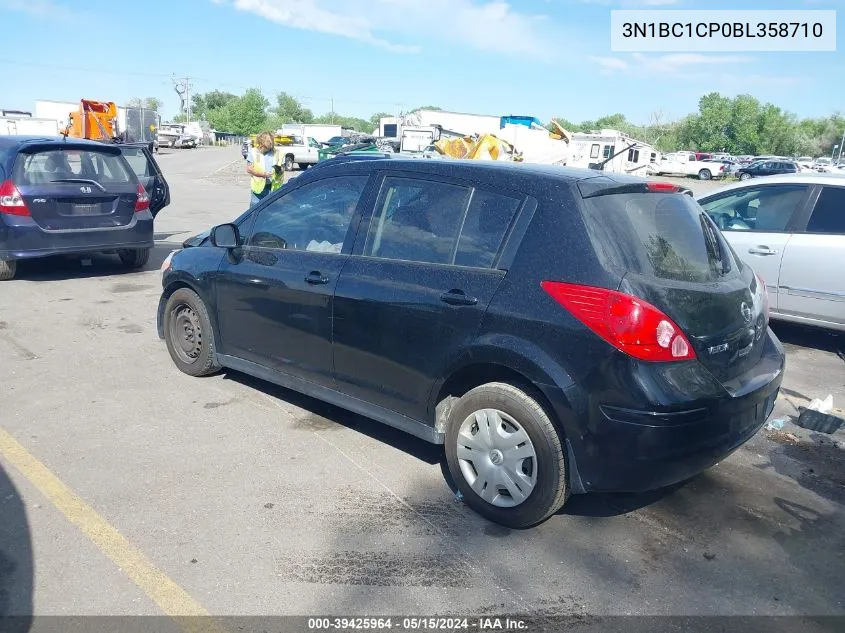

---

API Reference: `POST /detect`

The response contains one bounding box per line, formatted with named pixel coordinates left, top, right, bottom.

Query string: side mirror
left=210, top=223, right=240, bottom=248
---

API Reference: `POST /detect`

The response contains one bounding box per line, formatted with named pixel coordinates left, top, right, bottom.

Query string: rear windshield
left=13, top=149, right=134, bottom=186
left=581, top=192, right=740, bottom=283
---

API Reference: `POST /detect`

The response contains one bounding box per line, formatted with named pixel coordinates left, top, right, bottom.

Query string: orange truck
left=65, top=99, right=118, bottom=141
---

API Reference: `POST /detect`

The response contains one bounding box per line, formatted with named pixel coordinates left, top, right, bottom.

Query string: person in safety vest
left=246, top=131, right=282, bottom=205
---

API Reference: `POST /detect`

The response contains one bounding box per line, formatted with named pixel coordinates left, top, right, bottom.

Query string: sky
left=0, top=0, right=842, bottom=126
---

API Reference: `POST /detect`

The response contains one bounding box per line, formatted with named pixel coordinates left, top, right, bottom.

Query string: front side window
left=246, top=175, right=368, bottom=252
left=364, top=177, right=471, bottom=265
left=700, top=184, right=807, bottom=232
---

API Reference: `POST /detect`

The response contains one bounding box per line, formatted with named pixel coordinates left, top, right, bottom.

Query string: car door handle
left=305, top=271, right=329, bottom=285
left=440, top=290, right=478, bottom=306
left=748, top=246, right=778, bottom=256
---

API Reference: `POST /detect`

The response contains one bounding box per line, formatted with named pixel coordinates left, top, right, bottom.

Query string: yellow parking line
left=0, top=427, right=227, bottom=633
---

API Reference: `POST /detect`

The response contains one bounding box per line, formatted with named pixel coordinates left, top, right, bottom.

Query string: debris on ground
left=794, top=394, right=844, bottom=434
left=766, top=418, right=788, bottom=431
left=455, top=490, right=464, bottom=502
left=766, top=431, right=801, bottom=445
left=703, top=552, right=717, bottom=561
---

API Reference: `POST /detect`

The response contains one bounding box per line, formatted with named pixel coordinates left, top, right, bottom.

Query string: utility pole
left=172, top=75, right=193, bottom=121
left=331, top=96, right=334, bottom=124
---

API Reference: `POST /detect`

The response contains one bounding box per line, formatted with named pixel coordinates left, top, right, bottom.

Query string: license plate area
left=71, top=203, right=101, bottom=216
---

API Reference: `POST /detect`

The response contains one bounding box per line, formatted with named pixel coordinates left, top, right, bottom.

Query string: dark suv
left=0, top=136, right=170, bottom=280
left=158, top=160, right=784, bottom=528
left=737, top=160, right=799, bottom=180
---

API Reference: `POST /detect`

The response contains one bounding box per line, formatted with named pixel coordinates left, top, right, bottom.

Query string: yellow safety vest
left=250, top=147, right=282, bottom=195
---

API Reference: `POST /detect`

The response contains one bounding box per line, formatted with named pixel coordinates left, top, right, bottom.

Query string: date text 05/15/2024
left=307, top=617, right=529, bottom=631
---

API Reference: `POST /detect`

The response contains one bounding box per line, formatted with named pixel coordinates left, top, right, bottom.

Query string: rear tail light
left=135, top=183, right=150, bottom=213
left=540, top=281, right=696, bottom=362
left=0, top=180, right=30, bottom=216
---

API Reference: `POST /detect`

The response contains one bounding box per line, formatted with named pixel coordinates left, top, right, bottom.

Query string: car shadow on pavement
left=755, top=431, right=845, bottom=507
left=0, top=462, right=33, bottom=632
left=223, top=369, right=703, bottom=520
left=771, top=322, right=844, bottom=356
left=221, top=370, right=444, bottom=465
left=11, top=241, right=182, bottom=282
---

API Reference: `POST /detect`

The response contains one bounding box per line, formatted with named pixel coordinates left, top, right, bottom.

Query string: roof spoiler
left=578, top=180, right=693, bottom=199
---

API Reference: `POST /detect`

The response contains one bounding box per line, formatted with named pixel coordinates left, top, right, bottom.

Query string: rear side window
left=121, top=147, right=152, bottom=178
left=581, top=193, right=740, bottom=283
left=364, top=177, right=471, bottom=265
left=806, top=186, right=845, bottom=234
left=455, top=190, right=521, bottom=268
left=13, top=149, right=133, bottom=186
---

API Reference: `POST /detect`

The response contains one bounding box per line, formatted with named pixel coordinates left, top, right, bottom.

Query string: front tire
left=698, top=169, right=712, bottom=180
left=0, top=259, right=17, bottom=281
left=445, top=382, right=569, bottom=528
left=284, top=154, right=295, bottom=171
left=118, top=248, right=151, bottom=269
left=739, top=172, right=751, bottom=181
left=163, top=288, right=221, bottom=377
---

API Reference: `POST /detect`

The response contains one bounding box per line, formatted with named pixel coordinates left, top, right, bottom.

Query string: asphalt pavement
left=0, top=147, right=843, bottom=628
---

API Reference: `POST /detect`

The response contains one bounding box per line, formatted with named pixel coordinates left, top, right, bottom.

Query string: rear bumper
left=559, top=329, right=785, bottom=493
left=0, top=214, right=154, bottom=260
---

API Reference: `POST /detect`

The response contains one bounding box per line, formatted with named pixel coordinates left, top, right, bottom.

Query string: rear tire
left=444, top=382, right=569, bottom=528
left=698, top=169, right=712, bottom=180
left=0, top=259, right=17, bottom=281
left=284, top=154, right=295, bottom=171
left=118, top=248, right=151, bottom=269
left=163, top=288, right=221, bottom=377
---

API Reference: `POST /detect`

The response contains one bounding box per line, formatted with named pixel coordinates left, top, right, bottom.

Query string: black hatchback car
left=158, top=159, right=785, bottom=528
left=0, top=136, right=170, bottom=280
left=737, top=159, right=799, bottom=180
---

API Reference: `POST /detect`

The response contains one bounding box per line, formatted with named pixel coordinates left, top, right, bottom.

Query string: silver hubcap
left=456, top=409, right=537, bottom=508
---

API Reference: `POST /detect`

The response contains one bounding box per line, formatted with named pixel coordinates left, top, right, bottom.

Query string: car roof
left=321, top=157, right=652, bottom=186
left=0, top=135, right=119, bottom=150
left=696, top=173, right=845, bottom=200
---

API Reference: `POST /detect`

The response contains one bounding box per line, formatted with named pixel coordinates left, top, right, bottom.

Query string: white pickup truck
left=277, top=135, right=322, bottom=170
left=653, top=151, right=727, bottom=181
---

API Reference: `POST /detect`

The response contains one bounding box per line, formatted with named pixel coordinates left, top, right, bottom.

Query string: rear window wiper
left=47, top=178, right=106, bottom=192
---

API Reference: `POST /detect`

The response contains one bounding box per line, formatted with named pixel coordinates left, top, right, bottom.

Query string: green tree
left=191, top=90, right=238, bottom=120
left=126, top=97, right=163, bottom=112
left=313, top=112, right=372, bottom=132
left=273, top=92, right=314, bottom=124
left=207, top=88, right=269, bottom=135
left=725, top=95, right=761, bottom=154
left=369, top=112, right=391, bottom=131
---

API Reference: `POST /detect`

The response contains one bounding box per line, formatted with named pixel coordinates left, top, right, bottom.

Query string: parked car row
left=6, top=139, right=840, bottom=529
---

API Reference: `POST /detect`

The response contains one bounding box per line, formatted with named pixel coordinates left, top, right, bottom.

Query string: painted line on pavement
left=0, top=426, right=228, bottom=633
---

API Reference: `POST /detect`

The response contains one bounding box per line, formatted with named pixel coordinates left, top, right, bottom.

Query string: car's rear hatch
left=577, top=179, right=768, bottom=384
left=12, top=145, right=139, bottom=231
